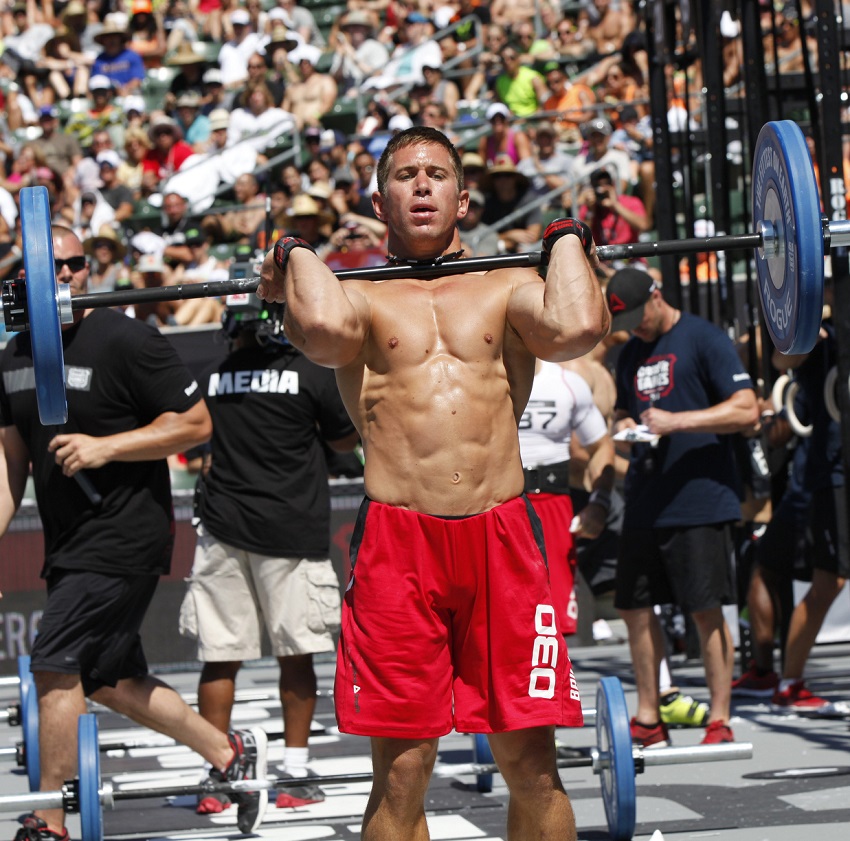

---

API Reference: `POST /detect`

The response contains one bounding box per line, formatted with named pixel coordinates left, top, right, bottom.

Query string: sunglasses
left=54, top=256, right=87, bottom=273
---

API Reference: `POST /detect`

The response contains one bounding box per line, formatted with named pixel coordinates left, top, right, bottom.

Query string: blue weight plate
left=19, top=187, right=68, bottom=425
left=24, top=673, right=40, bottom=792
left=752, top=120, right=824, bottom=355
left=471, top=732, right=494, bottom=793
left=78, top=714, right=104, bottom=841
left=596, top=676, right=636, bottom=841
left=17, top=654, right=31, bottom=710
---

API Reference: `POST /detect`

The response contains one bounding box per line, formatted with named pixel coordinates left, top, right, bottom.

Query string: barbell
left=3, top=120, right=841, bottom=425
left=0, top=678, right=751, bottom=841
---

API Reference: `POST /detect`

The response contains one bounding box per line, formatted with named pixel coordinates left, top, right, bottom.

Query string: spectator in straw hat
left=285, top=193, right=333, bottom=256
left=175, top=91, right=212, bottom=148
left=481, top=153, right=542, bottom=254
left=41, top=24, right=91, bottom=100
left=200, top=108, right=231, bottom=153
left=165, top=41, right=208, bottom=110
left=91, top=17, right=146, bottom=95
left=265, top=25, right=302, bottom=106
left=330, top=10, right=388, bottom=96
left=83, top=224, right=130, bottom=293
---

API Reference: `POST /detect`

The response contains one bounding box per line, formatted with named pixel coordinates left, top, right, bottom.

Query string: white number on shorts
left=529, top=604, right=558, bottom=699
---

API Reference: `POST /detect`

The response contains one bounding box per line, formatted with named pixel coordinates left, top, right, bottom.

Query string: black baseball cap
left=606, top=269, right=657, bottom=333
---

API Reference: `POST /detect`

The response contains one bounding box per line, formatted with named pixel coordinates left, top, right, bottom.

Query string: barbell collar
left=824, top=217, right=850, bottom=251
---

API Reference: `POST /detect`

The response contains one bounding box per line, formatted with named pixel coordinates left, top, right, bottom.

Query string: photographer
left=577, top=168, right=649, bottom=276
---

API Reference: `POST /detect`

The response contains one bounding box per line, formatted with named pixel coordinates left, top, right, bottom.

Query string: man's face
left=163, top=194, right=186, bottom=224
left=631, top=293, right=663, bottom=342
left=100, top=163, right=116, bottom=185
left=39, top=115, right=57, bottom=135
left=100, top=33, right=123, bottom=54
left=53, top=235, right=89, bottom=301
left=374, top=142, right=467, bottom=245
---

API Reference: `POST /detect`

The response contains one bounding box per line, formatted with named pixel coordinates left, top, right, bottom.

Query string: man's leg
left=782, top=569, right=845, bottom=679
left=362, top=737, right=438, bottom=841
left=488, top=726, right=576, bottom=841
left=32, top=671, right=87, bottom=835
left=197, top=660, right=242, bottom=733
left=691, top=606, right=734, bottom=722
left=746, top=565, right=779, bottom=672
left=91, top=675, right=234, bottom=770
left=278, top=653, right=317, bottom=748
left=619, top=606, right=665, bottom=723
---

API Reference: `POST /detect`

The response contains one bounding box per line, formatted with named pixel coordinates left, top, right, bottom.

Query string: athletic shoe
left=222, top=727, right=269, bottom=833
left=659, top=691, right=709, bottom=727
left=732, top=662, right=779, bottom=698
left=275, top=771, right=326, bottom=808
left=13, top=815, right=70, bottom=841
left=196, top=778, right=231, bottom=814
left=701, top=720, right=735, bottom=744
left=772, top=680, right=831, bottom=712
left=629, top=717, right=670, bottom=748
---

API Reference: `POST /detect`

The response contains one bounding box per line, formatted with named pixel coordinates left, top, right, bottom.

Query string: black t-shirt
left=0, top=309, right=203, bottom=576
left=198, top=342, right=356, bottom=557
left=100, top=183, right=134, bottom=212
left=614, top=312, right=753, bottom=528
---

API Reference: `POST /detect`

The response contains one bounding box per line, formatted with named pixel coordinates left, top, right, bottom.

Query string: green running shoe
left=659, top=691, right=709, bottom=728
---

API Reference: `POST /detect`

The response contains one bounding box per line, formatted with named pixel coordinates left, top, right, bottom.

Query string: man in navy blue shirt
left=608, top=269, right=759, bottom=747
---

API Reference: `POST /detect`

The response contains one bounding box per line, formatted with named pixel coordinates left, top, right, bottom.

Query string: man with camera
left=577, top=168, right=650, bottom=277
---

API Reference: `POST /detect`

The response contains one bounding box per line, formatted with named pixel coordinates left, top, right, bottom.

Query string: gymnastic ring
left=783, top=379, right=812, bottom=438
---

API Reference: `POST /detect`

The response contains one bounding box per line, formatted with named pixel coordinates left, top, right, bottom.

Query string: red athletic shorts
left=527, top=492, right=578, bottom=635
left=334, top=496, right=584, bottom=739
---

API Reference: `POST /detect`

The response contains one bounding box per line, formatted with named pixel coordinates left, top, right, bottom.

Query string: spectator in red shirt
left=141, top=117, right=195, bottom=184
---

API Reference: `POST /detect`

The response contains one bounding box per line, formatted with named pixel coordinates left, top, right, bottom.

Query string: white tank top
left=518, top=362, right=609, bottom=468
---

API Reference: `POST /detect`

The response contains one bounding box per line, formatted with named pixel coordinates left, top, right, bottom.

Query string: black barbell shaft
left=66, top=230, right=772, bottom=313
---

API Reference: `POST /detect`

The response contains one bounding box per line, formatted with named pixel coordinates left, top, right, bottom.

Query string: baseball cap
left=582, top=117, right=613, bottom=137
left=131, top=231, right=166, bottom=254
left=124, top=95, right=145, bottom=114
left=605, top=269, right=657, bottom=333
left=96, top=150, right=122, bottom=169
left=231, top=8, right=251, bottom=25
left=388, top=114, right=414, bottom=132
left=137, top=253, right=166, bottom=273
left=39, top=105, right=59, bottom=119
left=406, top=11, right=430, bottom=23
left=203, top=68, right=223, bottom=85
left=208, top=108, right=230, bottom=131
left=89, top=74, right=114, bottom=92
left=184, top=227, right=206, bottom=245
left=486, top=102, right=511, bottom=121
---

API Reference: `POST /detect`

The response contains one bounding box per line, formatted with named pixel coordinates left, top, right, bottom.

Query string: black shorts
left=806, top=486, right=850, bottom=578
left=31, top=569, right=158, bottom=695
left=614, top=523, right=735, bottom=613
left=756, top=489, right=811, bottom=579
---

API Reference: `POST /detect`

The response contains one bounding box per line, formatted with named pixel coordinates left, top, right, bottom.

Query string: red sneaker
left=196, top=792, right=231, bottom=814
left=772, top=680, right=831, bottom=712
left=732, top=661, right=779, bottom=698
left=629, top=717, right=670, bottom=748
left=701, top=720, right=735, bottom=744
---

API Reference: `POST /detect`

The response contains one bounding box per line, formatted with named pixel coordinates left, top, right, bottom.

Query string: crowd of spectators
left=0, top=0, right=809, bottom=331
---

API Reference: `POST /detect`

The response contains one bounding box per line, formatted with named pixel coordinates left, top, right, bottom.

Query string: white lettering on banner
left=208, top=370, right=300, bottom=396
left=0, top=611, right=41, bottom=660
left=529, top=604, right=558, bottom=698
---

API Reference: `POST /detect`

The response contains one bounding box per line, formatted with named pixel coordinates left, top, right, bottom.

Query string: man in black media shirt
left=0, top=227, right=267, bottom=841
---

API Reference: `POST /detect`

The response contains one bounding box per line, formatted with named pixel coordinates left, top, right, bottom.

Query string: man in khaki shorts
left=180, top=293, right=359, bottom=811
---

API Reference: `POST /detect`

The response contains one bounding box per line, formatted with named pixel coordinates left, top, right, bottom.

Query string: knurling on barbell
left=7, top=121, right=849, bottom=426
left=0, top=678, right=752, bottom=841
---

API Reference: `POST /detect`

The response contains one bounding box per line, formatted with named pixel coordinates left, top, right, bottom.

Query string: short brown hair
left=377, top=126, right=463, bottom=196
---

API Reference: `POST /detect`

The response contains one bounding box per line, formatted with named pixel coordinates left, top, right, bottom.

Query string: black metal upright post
left=812, top=0, right=850, bottom=526
left=693, top=0, right=735, bottom=331
left=645, top=0, right=681, bottom=306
